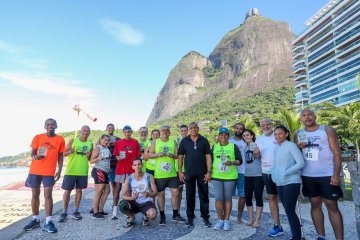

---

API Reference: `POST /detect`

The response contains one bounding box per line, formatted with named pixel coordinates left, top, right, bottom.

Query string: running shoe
left=159, top=215, right=166, bottom=226
left=72, top=211, right=82, bottom=220
left=268, top=224, right=284, bottom=236
left=111, top=206, right=118, bottom=220
left=92, top=212, right=105, bottom=220
left=59, top=212, right=68, bottom=222
left=23, top=219, right=40, bottom=231
left=172, top=215, right=186, bottom=223
left=289, top=230, right=293, bottom=240
left=213, top=220, right=224, bottom=230
left=203, top=218, right=211, bottom=227
left=100, top=211, right=108, bottom=216
left=90, top=208, right=94, bottom=214
left=186, top=218, right=194, bottom=228
left=224, top=220, right=230, bottom=231
left=317, top=237, right=325, bottom=240
left=42, top=221, right=57, bottom=233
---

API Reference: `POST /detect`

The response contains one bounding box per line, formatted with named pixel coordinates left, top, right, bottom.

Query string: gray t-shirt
left=244, top=145, right=262, bottom=177
left=94, top=145, right=111, bottom=173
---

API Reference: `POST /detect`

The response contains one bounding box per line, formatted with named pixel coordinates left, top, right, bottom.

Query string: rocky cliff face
left=146, top=9, right=296, bottom=125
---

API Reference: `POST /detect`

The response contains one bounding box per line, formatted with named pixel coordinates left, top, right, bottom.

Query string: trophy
left=220, top=154, right=227, bottom=163
left=120, top=151, right=126, bottom=159
left=221, top=119, right=228, bottom=127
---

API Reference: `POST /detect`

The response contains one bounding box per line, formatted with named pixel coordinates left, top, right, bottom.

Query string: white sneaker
left=111, top=206, right=118, bottom=220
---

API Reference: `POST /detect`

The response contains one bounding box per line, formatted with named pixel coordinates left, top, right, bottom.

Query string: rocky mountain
left=146, top=9, right=296, bottom=126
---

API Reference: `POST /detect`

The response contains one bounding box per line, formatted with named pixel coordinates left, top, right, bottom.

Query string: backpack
left=129, top=172, right=151, bottom=191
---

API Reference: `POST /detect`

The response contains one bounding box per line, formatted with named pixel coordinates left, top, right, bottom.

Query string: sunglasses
left=161, top=129, right=169, bottom=133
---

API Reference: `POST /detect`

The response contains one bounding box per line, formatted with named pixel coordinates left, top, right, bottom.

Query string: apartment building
left=292, top=0, right=360, bottom=108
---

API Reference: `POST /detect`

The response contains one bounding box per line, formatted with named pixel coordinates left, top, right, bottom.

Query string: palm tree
left=275, top=107, right=303, bottom=142
left=316, top=102, right=360, bottom=161
left=239, top=114, right=261, bottom=136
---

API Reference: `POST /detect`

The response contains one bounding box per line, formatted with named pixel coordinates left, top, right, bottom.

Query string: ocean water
left=0, top=167, right=29, bottom=188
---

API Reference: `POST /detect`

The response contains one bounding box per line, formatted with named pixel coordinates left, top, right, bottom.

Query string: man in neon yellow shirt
left=148, top=125, right=186, bottom=226
left=137, top=127, right=151, bottom=172
left=59, top=126, right=93, bottom=222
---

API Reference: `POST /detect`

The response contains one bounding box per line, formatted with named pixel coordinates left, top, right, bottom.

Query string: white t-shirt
left=229, top=137, right=247, bottom=174
left=255, top=132, right=278, bottom=174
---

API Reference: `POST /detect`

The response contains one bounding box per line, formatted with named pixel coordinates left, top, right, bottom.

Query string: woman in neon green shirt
left=212, top=128, right=242, bottom=231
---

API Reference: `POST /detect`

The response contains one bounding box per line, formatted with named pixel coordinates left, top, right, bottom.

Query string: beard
left=234, top=132, right=243, bottom=138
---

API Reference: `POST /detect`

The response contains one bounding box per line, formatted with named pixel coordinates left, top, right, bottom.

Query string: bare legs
left=114, top=183, right=122, bottom=207
left=177, top=186, right=183, bottom=214
left=237, top=197, right=246, bottom=223
left=215, top=200, right=232, bottom=220
left=268, top=194, right=280, bottom=225
left=93, top=184, right=106, bottom=214
left=310, top=196, right=344, bottom=239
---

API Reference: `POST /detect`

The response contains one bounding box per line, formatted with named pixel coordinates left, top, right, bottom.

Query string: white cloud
left=0, top=39, right=22, bottom=52
left=98, top=18, right=145, bottom=45
left=18, top=58, right=49, bottom=68
left=0, top=71, right=96, bottom=99
left=0, top=83, right=9, bottom=87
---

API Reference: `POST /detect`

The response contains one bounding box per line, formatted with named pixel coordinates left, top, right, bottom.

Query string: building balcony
left=293, top=65, right=306, bottom=74
left=292, top=43, right=305, bottom=52
left=307, top=20, right=333, bottom=44
left=292, top=0, right=346, bottom=45
left=295, top=87, right=308, bottom=95
left=293, top=57, right=306, bottom=66
left=293, top=50, right=306, bottom=60
left=294, top=72, right=307, bottom=81
left=295, top=96, right=309, bottom=104
left=294, top=79, right=307, bottom=88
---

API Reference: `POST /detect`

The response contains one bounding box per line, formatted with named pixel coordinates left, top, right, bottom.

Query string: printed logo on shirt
left=123, top=146, right=133, bottom=150
left=245, top=150, right=255, bottom=164
left=273, top=141, right=278, bottom=145
left=42, top=142, right=57, bottom=150
left=305, top=136, right=322, bottom=151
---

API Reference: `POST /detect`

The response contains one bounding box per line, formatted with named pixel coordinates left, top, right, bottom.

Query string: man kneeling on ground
left=119, top=157, right=158, bottom=228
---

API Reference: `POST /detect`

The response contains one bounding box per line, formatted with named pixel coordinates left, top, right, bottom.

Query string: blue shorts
left=61, top=175, right=88, bottom=191
left=109, top=167, right=116, bottom=183
left=232, top=173, right=245, bottom=197
left=25, top=174, right=55, bottom=188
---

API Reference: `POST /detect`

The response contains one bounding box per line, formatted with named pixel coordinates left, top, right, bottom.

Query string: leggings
left=244, top=176, right=264, bottom=207
left=212, top=180, right=236, bottom=201
left=277, top=183, right=301, bottom=240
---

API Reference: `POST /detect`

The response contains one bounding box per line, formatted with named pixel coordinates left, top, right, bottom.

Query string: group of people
left=22, top=109, right=344, bottom=240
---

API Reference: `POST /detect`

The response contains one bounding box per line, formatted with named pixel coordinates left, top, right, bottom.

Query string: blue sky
left=0, top=0, right=328, bottom=157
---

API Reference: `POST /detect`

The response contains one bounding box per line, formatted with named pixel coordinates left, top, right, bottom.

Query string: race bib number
left=220, top=154, right=227, bottom=163
left=217, top=163, right=230, bottom=172
left=38, top=147, right=47, bottom=156
left=302, top=148, right=319, bottom=161
left=151, top=160, right=155, bottom=166
left=137, top=182, right=147, bottom=193
left=160, top=162, right=172, bottom=172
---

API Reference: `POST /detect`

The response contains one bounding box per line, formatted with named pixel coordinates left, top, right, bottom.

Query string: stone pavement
left=11, top=185, right=358, bottom=240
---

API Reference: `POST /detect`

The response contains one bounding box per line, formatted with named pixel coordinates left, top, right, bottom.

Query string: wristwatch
left=230, top=162, right=233, bottom=166
left=207, top=171, right=212, bottom=173
left=155, top=153, right=158, bottom=158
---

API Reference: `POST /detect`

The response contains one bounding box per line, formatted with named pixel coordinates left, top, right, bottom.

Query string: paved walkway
left=9, top=185, right=358, bottom=240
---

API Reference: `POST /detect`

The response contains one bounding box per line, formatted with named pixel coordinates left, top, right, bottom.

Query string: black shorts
left=302, top=176, right=343, bottom=201
left=128, top=200, right=156, bottom=215
left=146, top=169, right=155, bottom=177
left=262, top=173, right=278, bottom=195
left=61, top=175, right=88, bottom=191
left=91, top=168, right=109, bottom=184
left=155, top=177, right=179, bottom=192
left=25, top=174, right=54, bottom=188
